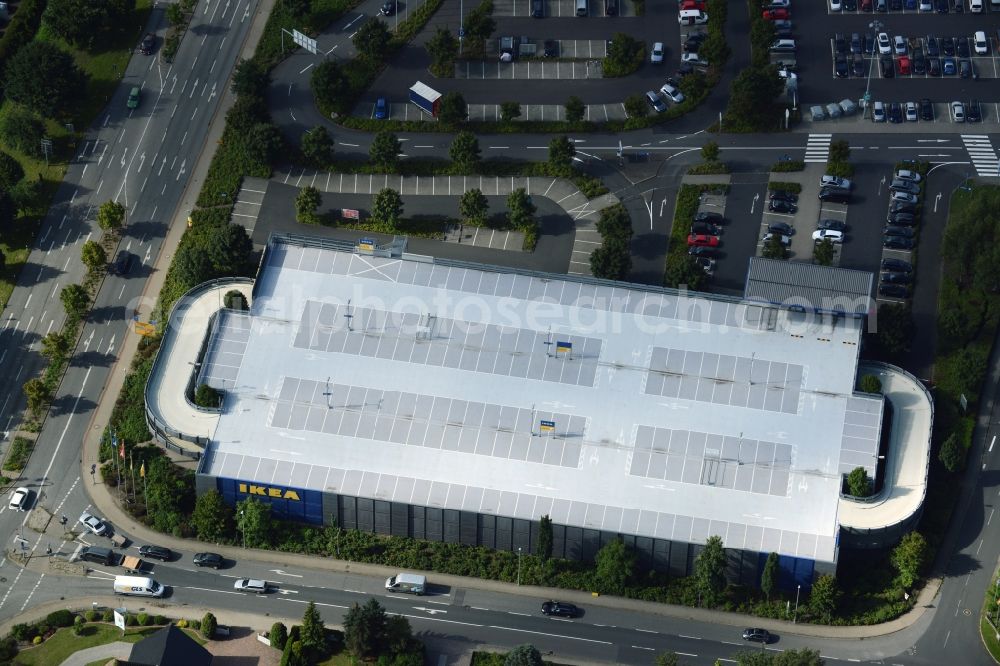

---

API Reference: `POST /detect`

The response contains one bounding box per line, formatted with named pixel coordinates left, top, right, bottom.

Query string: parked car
left=877, top=32, right=892, bottom=54
left=762, top=8, right=790, bottom=19
left=693, top=256, right=715, bottom=274
left=888, top=102, right=903, bottom=123
left=942, top=57, right=956, bottom=75
left=967, top=100, right=982, bottom=122
left=890, top=200, right=916, bottom=214
left=687, top=234, right=720, bottom=247
left=770, top=190, right=798, bottom=203
left=694, top=211, right=725, bottom=224
left=905, top=102, right=918, bottom=122
left=768, top=199, right=796, bottom=214
left=743, top=628, right=772, bottom=643
left=957, top=36, right=970, bottom=58
left=887, top=212, right=918, bottom=226
left=139, top=33, right=155, bottom=55
left=660, top=83, right=685, bottom=103
left=138, top=545, right=173, bottom=561
left=645, top=91, right=667, bottom=113
left=881, top=271, right=913, bottom=284
left=650, top=42, right=664, bottom=64
left=850, top=33, right=862, bottom=54
left=883, top=235, right=916, bottom=249
left=852, top=55, right=866, bottom=77
left=688, top=245, right=717, bottom=258
left=542, top=601, right=580, bottom=617
left=919, top=98, right=934, bottom=121
left=893, top=35, right=907, bottom=55
left=880, top=55, right=895, bottom=78
left=374, top=97, right=388, bottom=120
left=819, top=187, right=851, bottom=204
left=951, top=100, right=965, bottom=122
left=818, top=219, right=847, bottom=232
left=768, top=222, right=794, bottom=236
left=974, top=31, right=989, bottom=55
left=872, top=101, right=886, bottom=122
left=691, top=221, right=721, bottom=235
left=821, top=175, right=853, bottom=189
left=928, top=57, right=941, bottom=76
left=925, top=35, right=939, bottom=56
left=762, top=233, right=791, bottom=246
left=193, top=552, right=225, bottom=568
left=942, top=36, right=955, bottom=55
left=891, top=191, right=918, bottom=204
left=879, top=283, right=910, bottom=298
left=890, top=177, right=920, bottom=192
left=884, top=225, right=917, bottom=238
left=835, top=56, right=849, bottom=78
left=960, top=59, right=973, bottom=79
left=8, top=487, right=29, bottom=511
left=882, top=258, right=913, bottom=273
left=812, top=229, right=844, bottom=243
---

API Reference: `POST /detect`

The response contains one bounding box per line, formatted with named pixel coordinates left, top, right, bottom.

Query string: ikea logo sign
left=238, top=483, right=301, bottom=501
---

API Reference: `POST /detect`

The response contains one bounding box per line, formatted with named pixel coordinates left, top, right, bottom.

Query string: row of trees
left=723, top=0, right=783, bottom=132
left=590, top=204, right=632, bottom=280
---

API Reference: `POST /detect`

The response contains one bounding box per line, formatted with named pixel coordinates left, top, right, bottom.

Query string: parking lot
left=492, top=0, right=636, bottom=17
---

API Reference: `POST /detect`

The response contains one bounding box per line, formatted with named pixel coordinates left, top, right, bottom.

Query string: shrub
left=138, top=612, right=151, bottom=626
left=46, top=609, right=75, bottom=627
left=11, top=623, right=33, bottom=641
left=73, top=615, right=84, bottom=635
left=603, top=33, right=645, bottom=77
left=767, top=181, right=803, bottom=194
left=189, top=619, right=201, bottom=631
left=155, top=615, right=168, bottom=625
left=32, top=636, right=41, bottom=645
left=177, top=619, right=189, bottom=628
left=102, top=609, right=114, bottom=623
left=201, top=612, right=217, bottom=639
left=125, top=614, right=137, bottom=626
left=270, top=621, right=289, bottom=650
left=84, top=610, right=98, bottom=622
left=771, top=159, right=805, bottom=172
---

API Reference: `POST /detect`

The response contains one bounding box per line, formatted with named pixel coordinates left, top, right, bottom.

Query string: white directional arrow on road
left=106, top=336, right=116, bottom=355
left=750, top=192, right=759, bottom=215
left=83, top=330, right=94, bottom=351
left=137, top=152, right=146, bottom=172
left=276, top=589, right=299, bottom=595
left=916, top=139, right=950, bottom=143
left=269, top=569, right=303, bottom=578
left=413, top=606, right=448, bottom=615
left=934, top=192, right=942, bottom=212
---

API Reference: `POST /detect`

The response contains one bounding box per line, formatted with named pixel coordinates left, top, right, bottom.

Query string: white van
left=385, top=572, right=426, bottom=595
left=113, top=575, right=165, bottom=598
left=677, top=9, right=708, bottom=24
left=969, top=0, right=983, bottom=11
left=575, top=0, right=587, bottom=15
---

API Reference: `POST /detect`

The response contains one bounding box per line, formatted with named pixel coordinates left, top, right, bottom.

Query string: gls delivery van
left=113, top=575, right=165, bottom=597
left=385, top=572, right=426, bottom=595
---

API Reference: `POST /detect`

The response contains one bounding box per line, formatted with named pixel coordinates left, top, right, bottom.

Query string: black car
left=889, top=0, right=901, bottom=8
left=912, top=53, right=925, bottom=75
left=532, top=0, right=544, bottom=16
left=880, top=56, right=894, bottom=78
left=863, top=33, right=875, bottom=54
left=919, top=98, right=934, bottom=121
left=881, top=271, right=913, bottom=284
left=193, top=552, right=225, bottom=568
left=882, top=258, right=913, bottom=272
left=770, top=190, right=798, bottom=203
left=888, top=102, right=903, bottom=123
left=380, top=0, right=396, bottom=14
left=850, top=33, right=862, bottom=54
left=694, top=211, right=725, bottom=224
left=543, top=40, right=558, bottom=57
left=604, top=0, right=618, bottom=15
left=843, top=0, right=857, bottom=8
left=960, top=59, right=973, bottom=79
left=835, top=33, right=847, bottom=56
left=819, top=187, right=850, bottom=204
left=957, top=37, right=970, bottom=58
left=925, top=36, right=938, bottom=56
left=890, top=200, right=916, bottom=214
left=743, top=628, right=771, bottom=643
left=941, top=37, right=955, bottom=56
left=691, top=221, right=721, bottom=236
left=768, top=222, right=794, bottom=236
left=887, top=212, right=918, bottom=226
left=852, top=55, right=866, bottom=77
left=138, top=545, right=173, bottom=561
left=967, top=100, right=981, bottom=122
left=935, top=0, right=948, bottom=12
left=819, top=219, right=847, bottom=232
left=685, top=32, right=707, bottom=52
left=883, top=235, right=916, bottom=249
left=688, top=245, right=717, bottom=258
left=835, top=56, right=849, bottom=78
left=139, top=33, right=155, bottom=55
left=879, top=283, right=910, bottom=298
left=541, top=601, right=579, bottom=618
left=884, top=225, right=916, bottom=238
left=768, top=199, right=796, bottom=214
left=928, top=58, right=941, bottom=76
left=112, top=250, right=133, bottom=276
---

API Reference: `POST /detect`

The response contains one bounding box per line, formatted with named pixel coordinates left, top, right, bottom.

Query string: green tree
left=500, top=101, right=522, bottom=123
left=593, top=539, right=634, bottom=594
left=724, top=66, right=783, bottom=131
left=0, top=108, right=44, bottom=156
left=97, top=200, right=126, bottom=232
left=270, top=622, right=288, bottom=650
left=505, top=644, right=544, bottom=666
left=173, top=246, right=213, bottom=289
left=0, top=152, right=24, bottom=191
left=343, top=598, right=387, bottom=658
left=537, top=514, right=553, bottom=561
left=311, top=60, right=352, bottom=116
left=194, top=383, right=222, bottom=408
left=773, top=648, right=824, bottom=666
left=384, top=614, right=413, bottom=654
left=655, top=654, right=680, bottom=666
left=427, top=27, right=459, bottom=77
left=590, top=240, right=631, bottom=280
left=236, top=496, right=273, bottom=548
left=205, top=223, right=253, bottom=276
left=761, top=552, right=779, bottom=601
left=371, top=188, right=403, bottom=229
left=143, top=457, right=191, bottom=534
left=663, top=253, right=705, bottom=290
left=200, top=612, right=217, bottom=639
left=762, top=233, right=788, bottom=260
left=891, top=531, right=928, bottom=589
left=353, top=18, right=391, bottom=61
left=809, top=574, right=839, bottom=622
left=828, top=139, right=851, bottom=163
left=604, top=33, right=643, bottom=76
left=875, top=303, right=914, bottom=358
left=166, top=2, right=183, bottom=24
left=846, top=467, right=871, bottom=497
left=370, top=131, right=401, bottom=171
left=80, top=240, right=107, bottom=272
left=939, top=432, right=965, bottom=472
left=60, top=284, right=89, bottom=318
left=23, top=378, right=51, bottom=413
left=811, top=238, right=833, bottom=266
left=694, top=535, right=727, bottom=607
left=859, top=374, right=882, bottom=394
left=242, top=122, right=283, bottom=167
left=701, top=141, right=720, bottom=162
left=300, top=601, right=327, bottom=656
left=40, top=331, right=70, bottom=361
left=565, top=96, right=586, bottom=123
left=449, top=131, right=480, bottom=171
left=301, top=126, right=334, bottom=167
left=749, top=18, right=777, bottom=68
left=224, top=290, right=247, bottom=310
left=548, top=135, right=576, bottom=173
left=191, top=489, right=233, bottom=542
left=463, top=8, right=495, bottom=50
left=4, top=42, right=87, bottom=120
left=295, top=186, right=323, bottom=225
left=231, top=58, right=269, bottom=97
left=43, top=0, right=134, bottom=50
left=438, top=92, right=468, bottom=125
left=459, top=189, right=488, bottom=225
left=506, top=188, right=536, bottom=230
left=623, top=94, right=648, bottom=119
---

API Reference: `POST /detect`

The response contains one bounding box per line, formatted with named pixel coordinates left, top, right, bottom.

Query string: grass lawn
left=13, top=623, right=205, bottom=666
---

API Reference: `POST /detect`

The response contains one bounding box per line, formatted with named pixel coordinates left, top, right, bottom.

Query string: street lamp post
left=863, top=20, right=885, bottom=118
left=238, top=510, right=246, bottom=549
left=793, top=584, right=801, bottom=623
left=517, top=547, right=523, bottom=586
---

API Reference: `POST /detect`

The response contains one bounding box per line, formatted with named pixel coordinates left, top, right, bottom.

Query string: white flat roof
left=199, top=237, right=870, bottom=563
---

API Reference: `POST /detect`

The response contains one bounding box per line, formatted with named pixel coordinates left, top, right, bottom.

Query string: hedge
left=687, top=162, right=730, bottom=175
left=771, top=160, right=805, bottom=172
left=767, top=181, right=802, bottom=194
left=0, top=0, right=45, bottom=69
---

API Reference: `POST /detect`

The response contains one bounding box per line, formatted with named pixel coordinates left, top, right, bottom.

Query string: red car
left=680, top=0, right=706, bottom=9
left=896, top=56, right=911, bottom=75
left=687, top=234, right=720, bottom=247
left=860, top=0, right=872, bottom=9
left=762, top=7, right=790, bottom=18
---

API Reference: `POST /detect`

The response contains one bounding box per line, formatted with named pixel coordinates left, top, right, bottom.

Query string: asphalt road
left=0, top=0, right=260, bottom=620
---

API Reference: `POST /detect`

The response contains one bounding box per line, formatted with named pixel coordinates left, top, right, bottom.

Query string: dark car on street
left=380, top=0, right=396, bottom=14
left=879, top=283, right=910, bottom=298
left=541, top=601, right=579, bottom=618
left=743, top=628, right=771, bottom=643
left=883, top=236, right=916, bottom=249
left=768, top=199, right=796, bottom=214
left=138, top=545, right=173, bottom=561
left=193, top=552, right=225, bottom=568
left=882, top=258, right=913, bottom=273
left=139, top=33, right=155, bottom=55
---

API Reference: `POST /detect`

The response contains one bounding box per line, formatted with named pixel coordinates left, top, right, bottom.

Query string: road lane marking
left=487, top=625, right=612, bottom=644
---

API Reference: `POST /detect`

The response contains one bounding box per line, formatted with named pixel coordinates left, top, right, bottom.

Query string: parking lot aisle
left=805, top=134, right=833, bottom=163
left=960, top=134, right=1000, bottom=175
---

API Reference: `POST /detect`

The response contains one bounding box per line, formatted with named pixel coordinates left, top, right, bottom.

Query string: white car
left=761, top=233, right=792, bottom=246
left=904, top=102, right=918, bottom=122
left=79, top=511, right=109, bottom=536
left=895, top=169, right=923, bottom=183
left=768, top=0, right=791, bottom=5
left=891, top=191, right=918, bottom=204
left=872, top=101, right=886, bottom=123
left=660, top=83, right=685, bottom=103
left=919, top=0, right=932, bottom=9
left=813, top=229, right=844, bottom=244
left=651, top=42, right=664, bottom=64
left=951, top=100, right=965, bottom=123
left=234, top=578, right=268, bottom=593
left=777, top=67, right=797, bottom=80
left=681, top=52, right=707, bottom=65
left=974, top=31, right=988, bottom=55
left=820, top=175, right=853, bottom=189
left=877, top=32, right=891, bottom=55
left=830, top=0, right=842, bottom=9
left=893, top=35, right=907, bottom=56
left=8, top=487, right=29, bottom=511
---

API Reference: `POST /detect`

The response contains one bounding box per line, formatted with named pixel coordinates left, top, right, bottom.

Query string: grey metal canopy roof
left=744, top=257, right=874, bottom=316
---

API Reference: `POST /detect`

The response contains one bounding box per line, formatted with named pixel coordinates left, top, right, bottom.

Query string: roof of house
left=744, top=257, right=874, bottom=316
left=127, top=624, right=212, bottom=666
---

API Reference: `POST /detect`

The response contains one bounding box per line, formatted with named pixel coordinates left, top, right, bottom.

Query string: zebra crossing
left=804, top=134, right=832, bottom=163
left=961, top=135, right=999, bottom=177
